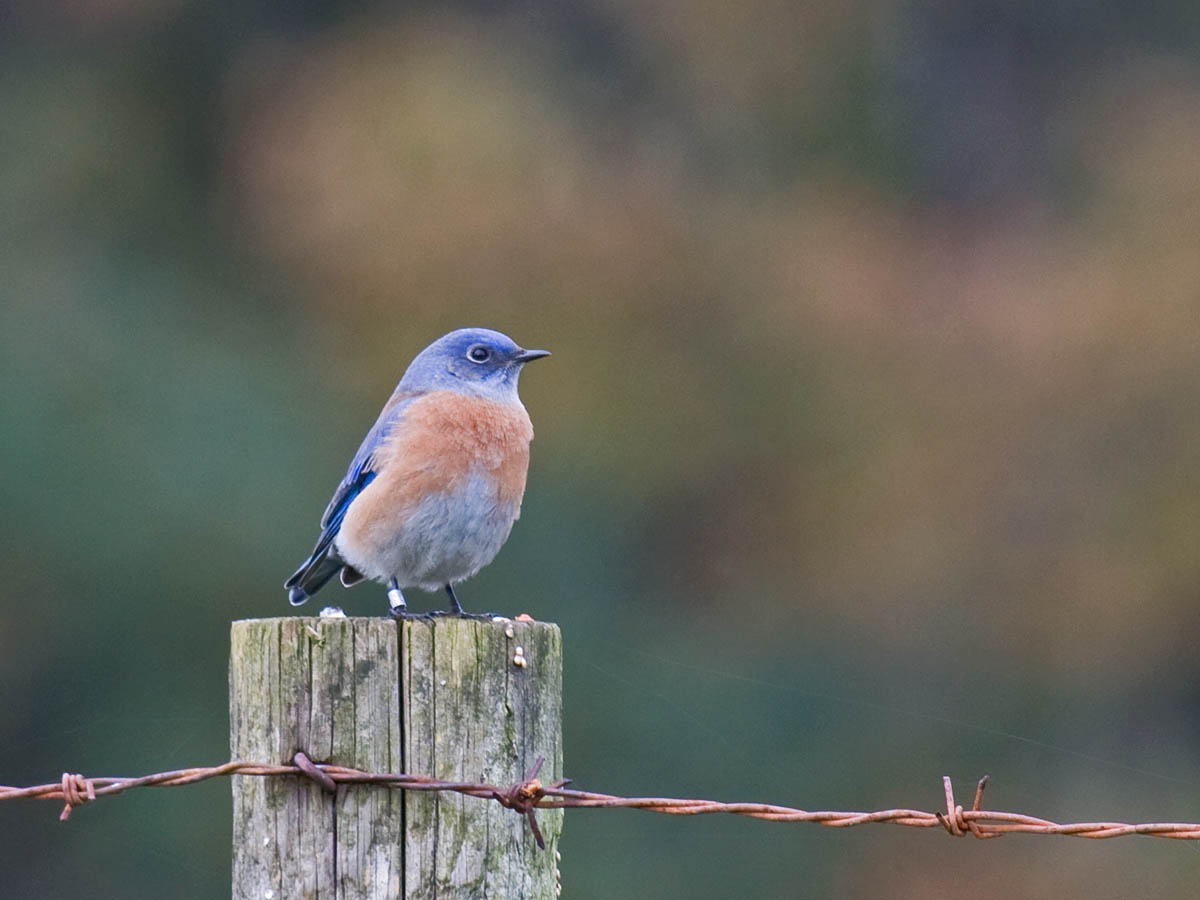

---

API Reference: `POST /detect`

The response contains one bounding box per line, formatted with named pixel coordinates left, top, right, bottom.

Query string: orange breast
left=374, top=390, right=534, bottom=509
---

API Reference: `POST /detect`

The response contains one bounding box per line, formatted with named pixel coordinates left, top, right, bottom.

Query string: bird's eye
left=467, top=345, right=491, bottom=364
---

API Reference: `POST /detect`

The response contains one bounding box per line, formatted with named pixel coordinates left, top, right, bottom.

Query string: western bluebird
left=285, top=328, right=549, bottom=616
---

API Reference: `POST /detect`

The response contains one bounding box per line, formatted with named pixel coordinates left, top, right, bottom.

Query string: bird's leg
left=444, top=583, right=465, bottom=615
left=387, top=579, right=407, bottom=619
left=440, top=584, right=497, bottom=619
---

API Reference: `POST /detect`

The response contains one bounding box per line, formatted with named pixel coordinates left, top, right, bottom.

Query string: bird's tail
left=284, top=547, right=343, bottom=606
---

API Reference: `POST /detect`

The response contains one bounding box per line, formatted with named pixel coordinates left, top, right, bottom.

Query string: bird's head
left=401, top=328, right=550, bottom=399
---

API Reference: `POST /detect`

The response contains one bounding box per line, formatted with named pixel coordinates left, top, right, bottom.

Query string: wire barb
left=491, top=757, right=550, bottom=848
left=293, top=751, right=337, bottom=794
left=935, top=775, right=995, bottom=839
left=58, top=773, right=95, bottom=821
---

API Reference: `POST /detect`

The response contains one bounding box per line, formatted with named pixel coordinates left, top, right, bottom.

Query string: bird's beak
left=514, top=348, right=551, bottom=363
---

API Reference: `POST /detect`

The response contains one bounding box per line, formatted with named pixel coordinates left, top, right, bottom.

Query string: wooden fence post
left=229, top=616, right=563, bottom=900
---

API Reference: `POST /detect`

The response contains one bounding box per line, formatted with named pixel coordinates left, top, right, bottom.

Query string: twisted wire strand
left=4, top=755, right=1198, bottom=842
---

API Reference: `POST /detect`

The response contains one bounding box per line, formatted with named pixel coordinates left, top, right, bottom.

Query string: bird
left=284, top=327, right=549, bottom=616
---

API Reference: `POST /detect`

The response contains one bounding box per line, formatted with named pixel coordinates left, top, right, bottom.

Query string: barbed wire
left=4, top=751, right=1199, bottom=848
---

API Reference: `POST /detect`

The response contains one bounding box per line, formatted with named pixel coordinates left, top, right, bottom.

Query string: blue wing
left=284, top=390, right=421, bottom=604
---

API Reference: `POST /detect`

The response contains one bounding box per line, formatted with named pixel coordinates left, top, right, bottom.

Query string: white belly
left=335, top=469, right=520, bottom=591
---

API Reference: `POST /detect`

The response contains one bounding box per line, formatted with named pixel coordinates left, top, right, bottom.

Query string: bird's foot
left=461, top=609, right=502, bottom=620
left=389, top=609, right=436, bottom=621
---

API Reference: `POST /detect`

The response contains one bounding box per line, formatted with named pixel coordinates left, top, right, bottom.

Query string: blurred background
left=2, top=1, right=1200, bottom=897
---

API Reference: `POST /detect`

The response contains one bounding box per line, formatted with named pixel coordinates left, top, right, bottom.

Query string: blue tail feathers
left=284, top=549, right=343, bottom=606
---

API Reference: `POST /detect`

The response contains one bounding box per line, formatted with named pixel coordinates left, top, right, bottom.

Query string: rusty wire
left=3, top=753, right=1200, bottom=846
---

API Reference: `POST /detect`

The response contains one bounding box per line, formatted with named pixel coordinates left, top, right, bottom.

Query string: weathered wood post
left=229, top=617, right=563, bottom=899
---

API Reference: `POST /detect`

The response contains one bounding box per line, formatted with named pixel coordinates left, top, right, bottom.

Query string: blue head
left=399, top=328, right=550, bottom=400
